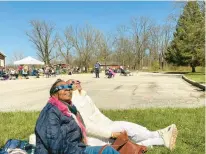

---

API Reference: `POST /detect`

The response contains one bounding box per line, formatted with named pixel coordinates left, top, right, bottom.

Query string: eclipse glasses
left=52, top=84, right=73, bottom=94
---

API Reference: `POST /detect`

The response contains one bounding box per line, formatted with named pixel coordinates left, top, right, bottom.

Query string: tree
left=160, top=23, right=173, bottom=70
left=114, top=25, right=129, bottom=67
left=11, top=51, right=24, bottom=62
left=148, top=25, right=161, bottom=67
left=130, top=17, right=151, bottom=70
left=148, top=22, right=173, bottom=70
left=96, top=33, right=113, bottom=69
left=56, top=35, right=73, bottom=65
left=64, top=24, right=101, bottom=72
left=165, top=1, right=205, bottom=72
left=26, top=20, right=57, bottom=65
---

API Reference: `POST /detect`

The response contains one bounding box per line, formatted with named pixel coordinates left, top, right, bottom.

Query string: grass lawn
left=0, top=107, right=205, bottom=154
left=185, top=72, right=205, bottom=84
left=146, top=66, right=205, bottom=74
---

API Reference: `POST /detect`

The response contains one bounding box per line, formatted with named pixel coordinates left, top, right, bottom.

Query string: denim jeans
left=84, top=146, right=119, bottom=154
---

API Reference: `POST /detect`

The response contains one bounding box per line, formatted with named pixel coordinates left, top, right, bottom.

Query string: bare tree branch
left=11, top=51, right=25, bottom=63
left=26, top=20, right=57, bottom=65
left=64, top=24, right=101, bottom=72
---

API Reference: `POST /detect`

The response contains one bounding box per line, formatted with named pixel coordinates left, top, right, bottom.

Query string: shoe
left=158, top=124, right=178, bottom=151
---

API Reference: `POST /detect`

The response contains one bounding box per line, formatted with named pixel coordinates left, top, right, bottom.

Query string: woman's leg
left=111, top=121, right=177, bottom=149
left=84, top=146, right=119, bottom=154
left=137, top=138, right=164, bottom=146
left=110, top=121, right=164, bottom=145
left=101, top=146, right=119, bottom=154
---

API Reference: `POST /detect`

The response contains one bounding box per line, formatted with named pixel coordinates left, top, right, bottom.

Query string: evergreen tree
left=165, top=1, right=205, bottom=72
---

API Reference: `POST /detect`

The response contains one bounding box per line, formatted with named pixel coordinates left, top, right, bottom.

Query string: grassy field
left=146, top=66, right=205, bottom=73
left=0, top=107, right=205, bottom=154
left=185, top=72, right=205, bottom=83
left=163, top=66, right=205, bottom=73
left=145, top=65, right=205, bottom=83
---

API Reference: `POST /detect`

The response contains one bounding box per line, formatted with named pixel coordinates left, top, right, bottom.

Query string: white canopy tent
left=14, top=56, right=44, bottom=65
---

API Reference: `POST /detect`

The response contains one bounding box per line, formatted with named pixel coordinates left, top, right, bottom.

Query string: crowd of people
left=0, top=66, right=30, bottom=80
left=0, top=60, right=133, bottom=81
left=33, top=78, right=178, bottom=154
left=93, top=61, right=133, bottom=79
left=0, top=65, right=67, bottom=80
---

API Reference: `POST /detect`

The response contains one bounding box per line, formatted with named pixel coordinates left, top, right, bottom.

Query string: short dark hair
left=50, top=79, right=64, bottom=96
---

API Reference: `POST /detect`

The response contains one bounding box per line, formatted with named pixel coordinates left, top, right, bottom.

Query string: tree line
left=25, top=1, right=204, bottom=72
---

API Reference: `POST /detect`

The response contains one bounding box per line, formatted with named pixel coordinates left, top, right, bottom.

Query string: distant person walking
left=94, top=61, right=101, bottom=78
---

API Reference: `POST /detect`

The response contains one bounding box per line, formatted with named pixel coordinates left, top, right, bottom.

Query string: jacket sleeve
left=46, top=111, right=86, bottom=154
left=84, top=96, right=112, bottom=138
left=85, top=116, right=112, bottom=138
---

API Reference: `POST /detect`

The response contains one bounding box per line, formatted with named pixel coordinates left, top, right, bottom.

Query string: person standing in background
left=18, top=65, right=23, bottom=76
left=94, top=61, right=101, bottom=78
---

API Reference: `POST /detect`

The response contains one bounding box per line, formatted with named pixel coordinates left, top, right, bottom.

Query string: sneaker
left=158, top=124, right=178, bottom=151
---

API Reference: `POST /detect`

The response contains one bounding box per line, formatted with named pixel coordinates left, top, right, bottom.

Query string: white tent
left=14, top=56, right=44, bottom=65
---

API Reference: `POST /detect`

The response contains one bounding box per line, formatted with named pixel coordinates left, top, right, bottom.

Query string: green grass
left=145, top=66, right=205, bottom=74
left=163, top=66, right=205, bottom=73
left=185, top=72, right=205, bottom=83
left=0, top=108, right=205, bottom=154
left=103, top=108, right=205, bottom=154
left=0, top=112, right=39, bottom=146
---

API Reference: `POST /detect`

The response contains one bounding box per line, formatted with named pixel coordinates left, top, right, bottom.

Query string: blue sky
left=0, top=1, right=181, bottom=64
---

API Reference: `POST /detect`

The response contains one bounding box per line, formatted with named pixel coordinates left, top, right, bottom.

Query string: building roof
left=0, top=52, right=6, bottom=57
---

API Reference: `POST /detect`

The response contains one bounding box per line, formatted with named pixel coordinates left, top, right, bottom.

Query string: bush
left=151, top=61, right=160, bottom=72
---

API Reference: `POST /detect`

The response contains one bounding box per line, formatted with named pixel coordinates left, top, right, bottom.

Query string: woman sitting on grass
left=67, top=79, right=178, bottom=151
left=35, top=79, right=119, bottom=154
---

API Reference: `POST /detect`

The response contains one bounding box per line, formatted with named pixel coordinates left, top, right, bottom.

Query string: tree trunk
left=191, top=66, right=196, bottom=72
left=85, top=66, right=88, bottom=73
left=141, top=58, right=144, bottom=70
left=46, top=57, right=50, bottom=65
left=137, top=60, right=141, bottom=70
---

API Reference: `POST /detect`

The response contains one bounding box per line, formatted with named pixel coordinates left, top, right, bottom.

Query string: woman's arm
left=84, top=96, right=114, bottom=138
left=72, top=95, right=115, bottom=139
left=86, top=120, right=112, bottom=138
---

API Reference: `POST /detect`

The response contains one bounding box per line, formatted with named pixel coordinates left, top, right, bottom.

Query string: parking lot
left=0, top=72, right=205, bottom=111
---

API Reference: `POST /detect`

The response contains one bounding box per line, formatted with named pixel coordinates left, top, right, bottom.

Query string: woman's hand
left=111, top=130, right=127, bottom=138
left=111, top=131, right=125, bottom=138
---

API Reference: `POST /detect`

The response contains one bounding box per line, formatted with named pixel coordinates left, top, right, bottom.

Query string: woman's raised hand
left=111, top=130, right=126, bottom=138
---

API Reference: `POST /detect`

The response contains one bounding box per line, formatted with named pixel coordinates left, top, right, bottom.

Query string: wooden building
left=0, top=52, right=6, bottom=68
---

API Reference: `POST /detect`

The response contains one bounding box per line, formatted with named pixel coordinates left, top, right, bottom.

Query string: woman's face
left=74, top=80, right=82, bottom=91
left=54, top=81, right=73, bottom=101
left=66, top=79, right=82, bottom=91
